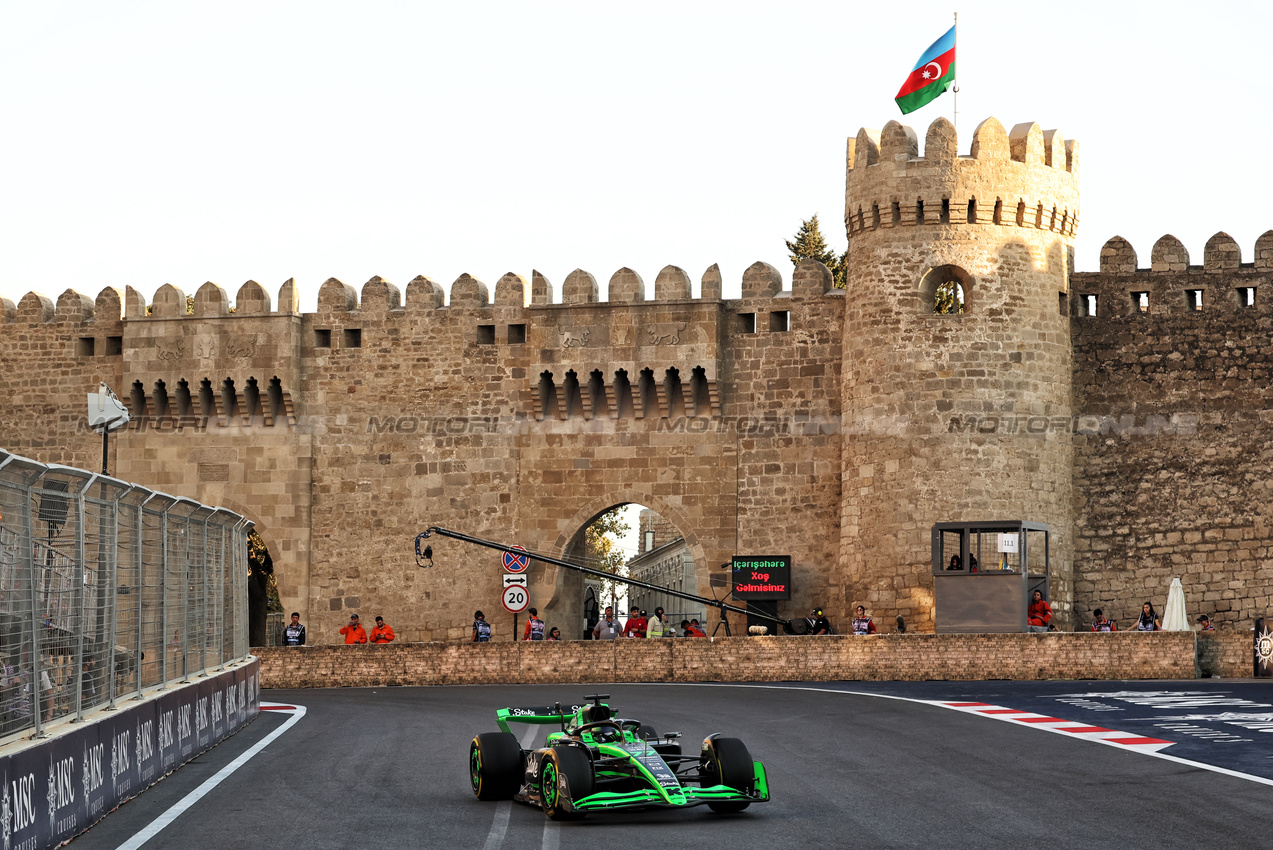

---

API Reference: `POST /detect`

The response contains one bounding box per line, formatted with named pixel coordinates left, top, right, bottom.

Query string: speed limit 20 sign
left=502, top=584, right=529, bottom=614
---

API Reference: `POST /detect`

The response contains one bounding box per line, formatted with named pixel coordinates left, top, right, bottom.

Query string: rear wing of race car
left=496, top=703, right=600, bottom=734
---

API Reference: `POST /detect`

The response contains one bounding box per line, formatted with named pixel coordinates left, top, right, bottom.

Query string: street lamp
left=87, top=382, right=129, bottom=475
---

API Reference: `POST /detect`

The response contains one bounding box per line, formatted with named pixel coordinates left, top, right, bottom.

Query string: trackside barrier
left=254, top=631, right=1206, bottom=688
left=0, top=659, right=259, bottom=850
left=0, top=448, right=251, bottom=744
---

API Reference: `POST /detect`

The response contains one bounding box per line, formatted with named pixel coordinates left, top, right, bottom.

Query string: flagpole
left=952, top=11, right=959, bottom=135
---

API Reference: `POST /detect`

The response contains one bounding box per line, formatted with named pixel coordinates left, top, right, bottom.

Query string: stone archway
left=533, top=490, right=710, bottom=638
left=213, top=498, right=285, bottom=646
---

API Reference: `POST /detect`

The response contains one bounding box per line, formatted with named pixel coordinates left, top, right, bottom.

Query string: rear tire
left=541, top=746, right=594, bottom=820
left=470, top=732, right=522, bottom=800
left=700, top=736, right=753, bottom=813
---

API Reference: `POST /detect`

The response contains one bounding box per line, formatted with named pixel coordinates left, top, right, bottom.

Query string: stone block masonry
left=254, top=632, right=1202, bottom=689
left=4, top=113, right=1273, bottom=644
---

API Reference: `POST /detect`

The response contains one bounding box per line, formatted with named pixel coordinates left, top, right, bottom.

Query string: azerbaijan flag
left=895, top=27, right=955, bottom=115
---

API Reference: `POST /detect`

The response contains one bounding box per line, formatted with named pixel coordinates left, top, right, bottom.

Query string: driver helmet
left=813, top=607, right=824, bottom=617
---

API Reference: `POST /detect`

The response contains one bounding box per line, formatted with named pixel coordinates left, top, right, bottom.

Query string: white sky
left=2, top=2, right=1270, bottom=312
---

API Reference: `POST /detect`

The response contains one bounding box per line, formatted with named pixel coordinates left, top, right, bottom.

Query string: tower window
left=940, top=198, right=950, bottom=224
left=872, top=204, right=881, bottom=229
left=1132, top=291, right=1149, bottom=314
left=314, top=329, right=332, bottom=348
left=993, top=199, right=1003, bottom=225
left=343, top=328, right=362, bottom=348
left=916, top=200, right=925, bottom=225
left=477, top=324, right=496, bottom=344
left=738, top=313, right=756, bottom=334
left=919, top=265, right=971, bottom=315
left=891, top=202, right=901, bottom=225
left=966, top=199, right=975, bottom=224
left=1236, top=287, right=1256, bottom=308
left=1186, top=290, right=1204, bottom=311
left=768, top=311, right=789, bottom=332
left=508, top=323, right=526, bottom=344
left=1080, top=294, right=1098, bottom=317
left=77, top=337, right=95, bottom=357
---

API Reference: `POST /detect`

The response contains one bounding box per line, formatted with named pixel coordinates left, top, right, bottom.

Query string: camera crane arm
left=415, top=526, right=792, bottom=630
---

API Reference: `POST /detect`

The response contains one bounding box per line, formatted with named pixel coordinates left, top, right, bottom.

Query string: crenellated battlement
left=845, top=116, right=1079, bottom=240
left=1071, top=230, right=1273, bottom=317
left=0, top=259, right=840, bottom=328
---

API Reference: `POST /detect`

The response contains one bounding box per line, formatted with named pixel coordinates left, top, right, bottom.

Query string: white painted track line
left=114, top=702, right=307, bottom=850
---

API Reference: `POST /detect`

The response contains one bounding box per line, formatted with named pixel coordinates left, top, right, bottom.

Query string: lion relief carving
left=646, top=321, right=688, bottom=345
left=556, top=326, right=591, bottom=348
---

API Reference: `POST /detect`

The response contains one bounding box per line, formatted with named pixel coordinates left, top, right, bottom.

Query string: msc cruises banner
left=0, top=660, right=260, bottom=850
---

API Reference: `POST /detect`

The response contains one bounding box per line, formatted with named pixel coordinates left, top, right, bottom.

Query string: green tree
left=584, top=507, right=631, bottom=606
left=785, top=214, right=848, bottom=288
left=934, top=280, right=965, bottom=314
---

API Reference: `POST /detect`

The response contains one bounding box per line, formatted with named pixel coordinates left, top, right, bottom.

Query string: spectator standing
left=472, top=611, right=492, bottom=643
left=1197, top=614, right=1215, bottom=631
left=851, top=606, right=878, bottom=635
left=282, top=613, right=306, bottom=646
left=1136, top=602, right=1161, bottom=632
left=370, top=616, right=395, bottom=643
left=623, top=607, right=647, bottom=638
left=340, top=614, right=368, bottom=644
left=1027, top=591, right=1053, bottom=633
left=546, top=627, right=561, bottom=641
left=1091, top=609, right=1117, bottom=632
left=523, top=608, right=546, bottom=641
left=810, top=608, right=832, bottom=635
left=646, top=607, right=668, bottom=638
left=593, top=606, right=621, bottom=640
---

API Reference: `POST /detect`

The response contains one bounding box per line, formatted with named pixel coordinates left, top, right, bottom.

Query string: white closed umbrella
left=1161, top=577, right=1189, bottom=631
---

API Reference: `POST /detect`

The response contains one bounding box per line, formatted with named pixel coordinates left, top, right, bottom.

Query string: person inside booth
left=1028, top=590, right=1053, bottom=632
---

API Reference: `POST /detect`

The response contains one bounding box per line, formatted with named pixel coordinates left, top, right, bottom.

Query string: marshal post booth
left=931, top=521, right=1050, bottom=634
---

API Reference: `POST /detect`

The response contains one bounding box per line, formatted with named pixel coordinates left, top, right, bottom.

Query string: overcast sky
left=2, top=1, right=1269, bottom=313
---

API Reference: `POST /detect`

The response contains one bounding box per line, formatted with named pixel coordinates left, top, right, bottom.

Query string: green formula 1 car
left=468, top=693, right=769, bottom=819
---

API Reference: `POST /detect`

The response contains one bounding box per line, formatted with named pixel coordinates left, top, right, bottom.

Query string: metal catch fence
left=0, top=449, right=250, bottom=742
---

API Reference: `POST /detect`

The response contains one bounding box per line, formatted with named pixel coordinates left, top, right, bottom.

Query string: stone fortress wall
left=0, top=261, right=845, bottom=643
left=1, top=113, right=1269, bottom=640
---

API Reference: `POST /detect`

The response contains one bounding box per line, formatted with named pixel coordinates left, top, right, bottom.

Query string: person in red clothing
left=523, top=608, right=546, bottom=641
left=681, top=619, right=706, bottom=637
left=851, top=605, right=878, bottom=635
left=1028, top=590, right=1053, bottom=633
left=339, top=613, right=368, bottom=644
left=369, top=616, right=395, bottom=643
left=1091, top=609, right=1116, bottom=632
left=623, top=607, right=647, bottom=638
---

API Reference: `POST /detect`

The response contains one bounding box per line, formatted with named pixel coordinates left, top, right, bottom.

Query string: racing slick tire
left=540, top=746, right=594, bottom=821
left=470, top=732, right=522, bottom=800
left=700, top=736, right=754, bottom=813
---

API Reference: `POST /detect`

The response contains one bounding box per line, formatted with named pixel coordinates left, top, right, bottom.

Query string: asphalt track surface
left=67, top=681, right=1273, bottom=850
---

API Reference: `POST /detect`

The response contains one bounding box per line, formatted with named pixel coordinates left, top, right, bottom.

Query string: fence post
left=26, top=471, right=47, bottom=738
left=71, top=476, right=95, bottom=722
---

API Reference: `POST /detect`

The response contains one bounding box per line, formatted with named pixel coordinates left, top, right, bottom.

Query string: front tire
left=700, top=735, right=753, bottom=813
left=470, top=732, right=522, bottom=800
left=541, top=746, right=594, bottom=820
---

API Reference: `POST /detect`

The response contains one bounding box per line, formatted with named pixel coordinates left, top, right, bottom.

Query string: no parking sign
left=502, top=545, right=530, bottom=573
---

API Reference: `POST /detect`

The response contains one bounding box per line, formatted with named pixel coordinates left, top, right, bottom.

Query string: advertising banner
left=0, top=659, right=259, bottom=850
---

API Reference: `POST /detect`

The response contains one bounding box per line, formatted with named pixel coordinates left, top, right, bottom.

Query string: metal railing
left=0, top=449, right=251, bottom=741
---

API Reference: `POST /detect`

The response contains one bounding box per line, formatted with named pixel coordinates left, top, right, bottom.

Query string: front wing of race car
left=562, top=756, right=770, bottom=813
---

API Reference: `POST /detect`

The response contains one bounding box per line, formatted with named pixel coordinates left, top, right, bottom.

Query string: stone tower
left=840, top=116, right=1080, bottom=630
